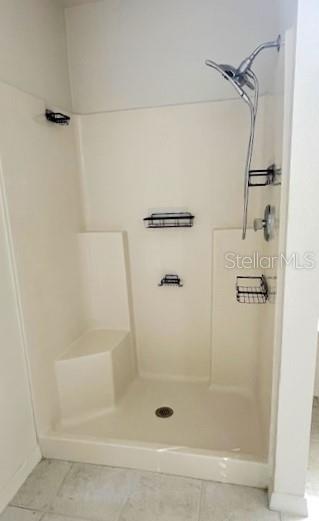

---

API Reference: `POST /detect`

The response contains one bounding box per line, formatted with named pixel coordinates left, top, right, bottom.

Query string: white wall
left=76, top=97, right=267, bottom=383
left=66, top=0, right=279, bottom=113
left=0, top=0, right=71, bottom=110
left=279, top=0, right=298, bottom=32
left=0, top=157, right=40, bottom=512
left=270, top=0, right=319, bottom=515
left=0, top=81, right=86, bottom=434
left=0, top=0, right=74, bottom=509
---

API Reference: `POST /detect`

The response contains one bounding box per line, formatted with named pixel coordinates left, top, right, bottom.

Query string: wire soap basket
left=236, top=275, right=268, bottom=304
left=248, top=164, right=281, bottom=187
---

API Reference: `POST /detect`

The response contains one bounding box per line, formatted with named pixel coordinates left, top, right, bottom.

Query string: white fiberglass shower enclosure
left=0, top=0, right=299, bottom=496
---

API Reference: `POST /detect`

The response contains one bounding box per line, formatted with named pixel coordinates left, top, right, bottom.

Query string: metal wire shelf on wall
left=248, top=164, right=281, bottom=187
left=236, top=275, right=268, bottom=304
left=143, top=212, right=194, bottom=229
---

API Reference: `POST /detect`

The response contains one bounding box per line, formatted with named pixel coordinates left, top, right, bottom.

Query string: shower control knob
left=253, top=205, right=275, bottom=241
left=253, top=218, right=264, bottom=231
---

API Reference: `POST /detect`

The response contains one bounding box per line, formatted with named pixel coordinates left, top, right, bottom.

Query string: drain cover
left=155, top=406, right=174, bottom=418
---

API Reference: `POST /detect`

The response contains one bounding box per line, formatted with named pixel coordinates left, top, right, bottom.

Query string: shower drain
left=155, top=406, right=174, bottom=418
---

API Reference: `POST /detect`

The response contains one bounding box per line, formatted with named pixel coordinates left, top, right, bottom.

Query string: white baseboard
left=0, top=445, right=41, bottom=514
left=269, top=491, right=308, bottom=517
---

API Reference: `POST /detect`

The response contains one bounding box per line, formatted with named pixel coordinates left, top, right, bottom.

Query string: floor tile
left=11, top=460, right=71, bottom=511
left=0, top=507, right=42, bottom=520
left=199, top=482, right=280, bottom=521
left=50, top=463, right=135, bottom=521
left=119, top=471, right=201, bottom=521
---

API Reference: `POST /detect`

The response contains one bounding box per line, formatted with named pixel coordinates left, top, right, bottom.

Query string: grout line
left=46, top=461, right=75, bottom=514
left=11, top=504, right=96, bottom=521
left=40, top=508, right=96, bottom=520
left=9, top=505, right=46, bottom=513
left=197, top=480, right=204, bottom=521
left=115, top=496, right=129, bottom=521
left=113, top=469, right=140, bottom=521
left=7, top=505, right=92, bottom=521
left=7, top=506, right=42, bottom=513
left=39, top=512, right=50, bottom=521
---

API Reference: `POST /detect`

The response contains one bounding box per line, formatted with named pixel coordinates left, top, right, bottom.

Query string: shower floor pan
left=40, top=378, right=270, bottom=488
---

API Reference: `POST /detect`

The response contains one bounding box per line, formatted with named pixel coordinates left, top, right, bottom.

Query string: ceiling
left=58, top=0, right=102, bottom=7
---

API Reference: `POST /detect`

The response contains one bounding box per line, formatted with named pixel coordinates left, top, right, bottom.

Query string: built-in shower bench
left=54, top=231, right=136, bottom=423
left=55, top=329, right=135, bottom=423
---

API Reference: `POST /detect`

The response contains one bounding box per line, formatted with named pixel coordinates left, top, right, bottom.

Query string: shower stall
left=0, top=0, right=297, bottom=493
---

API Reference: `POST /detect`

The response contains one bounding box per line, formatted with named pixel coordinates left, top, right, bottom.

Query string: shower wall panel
left=76, top=97, right=268, bottom=381
left=0, top=144, right=39, bottom=513
left=79, top=231, right=131, bottom=330
left=211, top=229, right=264, bottom=396
left=257, top=42, right=287, bottom=453
left=0, top=81, right=85, bottom=433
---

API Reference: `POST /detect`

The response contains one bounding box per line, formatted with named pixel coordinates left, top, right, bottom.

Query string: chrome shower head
left=216, top=63, right=238, bottom=79
left=219, top=64, right=255, bottom=90
left=205, top=35, right=281, bottom=93
left=205, top=59, right=252, bottom=106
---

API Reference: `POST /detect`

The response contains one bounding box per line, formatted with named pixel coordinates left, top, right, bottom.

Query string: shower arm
left=237, top=37, right=281, bottom=76
left=242, top=70, right=259, bottom=240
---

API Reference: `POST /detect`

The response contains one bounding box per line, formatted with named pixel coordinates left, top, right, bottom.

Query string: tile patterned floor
left=0, top=459, right=280, bottom=521
left=2, top=402, right=319, bottom=521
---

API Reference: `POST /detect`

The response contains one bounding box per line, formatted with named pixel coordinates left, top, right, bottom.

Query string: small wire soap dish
left=45, top=110, right=70, bottom=126
left=159, top=274, right=183, bottom=287
left=236, top=275, right=268, bottom=304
